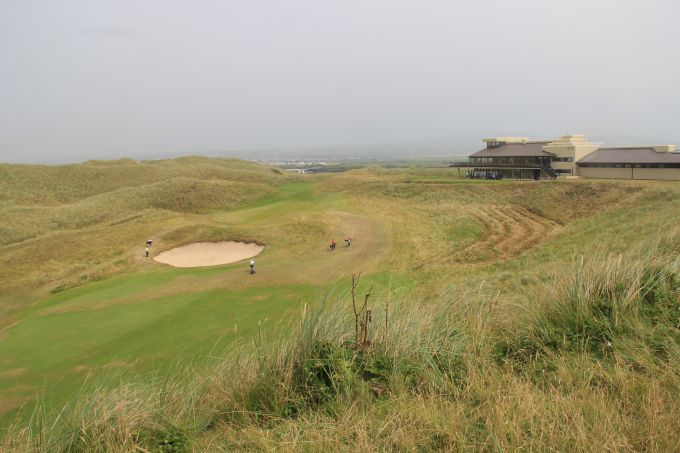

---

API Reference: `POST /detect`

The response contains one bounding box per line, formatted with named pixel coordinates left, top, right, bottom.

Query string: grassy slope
left=2, top=162, right=680, bottom=450
left=0, top=158, right=288, bottom=320
left=0, top=162, right=413, bottom=423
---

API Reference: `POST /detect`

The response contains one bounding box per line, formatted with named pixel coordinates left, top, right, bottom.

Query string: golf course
left=2, top=158, right=680, bottom=451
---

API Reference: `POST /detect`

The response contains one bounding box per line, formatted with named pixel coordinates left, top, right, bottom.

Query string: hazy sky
left=1, top=0, right=678, bottom=163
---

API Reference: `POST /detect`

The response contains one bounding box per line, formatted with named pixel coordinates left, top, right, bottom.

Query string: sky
left=1, top=0, right=679, bottom=163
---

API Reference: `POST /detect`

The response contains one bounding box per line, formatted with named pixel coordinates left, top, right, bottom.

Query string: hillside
left=1, top=163, right=680, bottom=451
left=0, top=157, right=290, bottom=324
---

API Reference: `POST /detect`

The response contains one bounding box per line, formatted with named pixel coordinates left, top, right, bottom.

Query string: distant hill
left=0, top=157, right=286, bottom=206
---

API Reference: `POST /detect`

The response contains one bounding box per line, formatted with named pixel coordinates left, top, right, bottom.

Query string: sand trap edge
left=153, top=241, right=264, bottom=268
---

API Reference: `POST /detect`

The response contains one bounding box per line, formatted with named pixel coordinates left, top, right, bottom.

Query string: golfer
left=250, top=259, right=255, bottom=274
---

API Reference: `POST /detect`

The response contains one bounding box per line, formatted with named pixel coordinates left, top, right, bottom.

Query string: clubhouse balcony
left=450, top=140, right=557, bottom=179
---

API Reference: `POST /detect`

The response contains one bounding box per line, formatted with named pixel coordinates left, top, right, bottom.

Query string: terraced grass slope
left=2, top=161, right=680, bottom=451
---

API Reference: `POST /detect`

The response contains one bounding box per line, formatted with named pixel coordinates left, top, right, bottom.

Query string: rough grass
left=0, top=157, right=286, bottom=206
left=3, top=162, right=680, bottom=450
left=0, top=157, right=292, bottom=324
left=0, top=164, right=398, bottom=423
left=3, top=236, right=680, bottom=451
left=0, top=289, right=471, bottom=452
left=0, top=160, right=285, bottom=246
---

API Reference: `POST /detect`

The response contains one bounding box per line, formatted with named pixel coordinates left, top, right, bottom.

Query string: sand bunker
left=153, top=241, right=264, bottom=268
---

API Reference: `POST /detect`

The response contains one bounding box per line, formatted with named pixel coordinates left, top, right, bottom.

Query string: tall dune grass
left=4, top=232, right=679, bottom=451
left=500, top=235, right=680, bottom=364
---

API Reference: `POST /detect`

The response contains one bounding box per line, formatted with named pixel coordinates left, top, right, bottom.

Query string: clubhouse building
left=455, top=135, right=680, bottom=180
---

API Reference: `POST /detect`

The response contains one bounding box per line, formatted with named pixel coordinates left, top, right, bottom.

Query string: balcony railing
left=449, top=161, right=542, bottom=168
left=449, top=161, right=557, bottom=178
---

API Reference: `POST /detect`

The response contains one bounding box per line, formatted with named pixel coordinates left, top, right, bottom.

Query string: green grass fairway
left=0, top=176, right=412, bottom=422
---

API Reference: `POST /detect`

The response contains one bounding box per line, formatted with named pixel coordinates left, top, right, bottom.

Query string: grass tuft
left=499, top=234, right=680, bottom=373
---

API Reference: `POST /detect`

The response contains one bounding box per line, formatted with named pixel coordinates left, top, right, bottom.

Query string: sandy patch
left=103, top=360, right=134, bottom=369
left=73, top=360, right=133, bottom=374
left=153, top=241, right=264, bottom=268
left=0, top=396, right=27, bottom=415
left=0, top=384, right=36, bottom=415
left=0, top=368, right=27, bottom=379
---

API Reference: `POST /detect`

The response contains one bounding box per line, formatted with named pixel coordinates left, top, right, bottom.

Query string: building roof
left=469, top=142, right=555, bottom=158
left=578, top=147, right=680, bottom=164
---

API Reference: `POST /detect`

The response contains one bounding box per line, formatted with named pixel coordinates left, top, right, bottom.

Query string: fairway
left=0, top=178, right=407, bottom=422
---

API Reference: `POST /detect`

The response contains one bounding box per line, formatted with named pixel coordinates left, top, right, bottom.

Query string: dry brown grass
left=0, top=158, right=294, bottom=327
left=5, top=237, right=680, bottom=451
left=3, top=163, right=680, bottom=451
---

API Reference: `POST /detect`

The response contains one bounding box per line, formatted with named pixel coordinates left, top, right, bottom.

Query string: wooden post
left=351, top=273, right=361, bottom=347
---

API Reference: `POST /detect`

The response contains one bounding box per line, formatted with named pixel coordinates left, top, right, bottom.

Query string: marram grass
left=3, top=235, right=680, bottom=451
